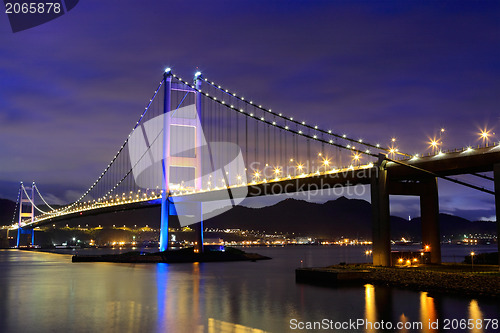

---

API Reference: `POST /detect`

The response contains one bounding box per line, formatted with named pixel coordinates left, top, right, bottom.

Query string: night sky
left=1, top=1, right=499, bottom=221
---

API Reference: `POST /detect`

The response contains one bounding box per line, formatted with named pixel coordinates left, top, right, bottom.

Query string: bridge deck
left=387, top=146, right=500, bottom=179
left=12, top=145, right=500, bottom=229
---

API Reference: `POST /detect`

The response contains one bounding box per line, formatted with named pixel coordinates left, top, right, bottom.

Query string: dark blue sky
left=0, top=1, right=498, bottom=221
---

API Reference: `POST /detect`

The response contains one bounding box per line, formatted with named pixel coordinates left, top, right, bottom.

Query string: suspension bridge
left=5, top=69, right=500, bottom=266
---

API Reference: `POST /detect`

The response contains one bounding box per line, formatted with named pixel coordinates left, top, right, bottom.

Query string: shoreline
left=296, top=263, right=500, bottom=299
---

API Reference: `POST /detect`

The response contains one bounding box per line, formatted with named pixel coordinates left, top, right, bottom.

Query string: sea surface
left=0, top=245, right=498, bottom=333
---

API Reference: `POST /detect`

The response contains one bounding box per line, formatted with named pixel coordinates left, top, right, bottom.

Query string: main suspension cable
left=201, top=76, right=410, bottom=157
left=33, top=183, right=57, bottom=211
left=10, top=185, right=21, bottom=225
left=171, top=74, right=378, bottom=158
left=21, top=184, right=50, bottom=214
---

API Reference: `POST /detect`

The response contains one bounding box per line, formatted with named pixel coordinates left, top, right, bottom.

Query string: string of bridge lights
left=31, top=191, right=161, bottom=225
left=21, top=183, right=51, bottom=215
left=10, top=186, right=21, bottom=225
left=33, top=183, right=57, bottom=211
left=171, top=72, right=382, bottom=159
left=30, top=162, right=378, bottom=226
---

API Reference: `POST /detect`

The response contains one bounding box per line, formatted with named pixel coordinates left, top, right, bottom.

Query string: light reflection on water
left=364, top=284, right=377, bottom=333
left=0, top=247, right=497, bottom=332
left=469, top=300, right=484, bottom=333
left=420, top=291, right=438, bottom=333
left=208, top=318, right=267, bottom=332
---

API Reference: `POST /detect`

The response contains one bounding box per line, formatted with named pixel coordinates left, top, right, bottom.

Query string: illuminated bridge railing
left=14, top=162, right=378, bottom=229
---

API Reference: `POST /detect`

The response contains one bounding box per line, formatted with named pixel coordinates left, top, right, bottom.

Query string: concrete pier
left=371, top=157, right=391, bottom=266
left=420, top=178, right=441, bottom=264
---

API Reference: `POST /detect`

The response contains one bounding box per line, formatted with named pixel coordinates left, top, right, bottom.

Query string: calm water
left=0, top=246, right=498, bottom=333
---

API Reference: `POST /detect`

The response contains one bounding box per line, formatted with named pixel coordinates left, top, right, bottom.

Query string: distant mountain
left=204, top=197, right=496, bottom=240
left=411, top=214, right=496, bottom=238
left=0, top=196, right=495, bottom=240
left=204, top=197, right=394, bottom=239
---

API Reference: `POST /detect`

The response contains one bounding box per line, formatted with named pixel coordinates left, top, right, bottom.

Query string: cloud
left=478, top=216, right=496, bottom=222
left=37, top=193, right=66, bottom=206
left=64, top=190, right=84, bottom=203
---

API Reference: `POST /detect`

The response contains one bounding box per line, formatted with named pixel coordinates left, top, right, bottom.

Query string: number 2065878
left=5, top=2, right=61, bottom=14
left=443, top=319, right=498, bottom=330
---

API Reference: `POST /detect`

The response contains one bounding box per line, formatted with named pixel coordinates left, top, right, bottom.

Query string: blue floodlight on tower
left=16, top=182, right=35, bottom=247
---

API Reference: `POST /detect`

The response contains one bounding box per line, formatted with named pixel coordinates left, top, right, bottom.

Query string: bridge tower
left=16, top=182, right=35, bottom=247
left=371, top=155, right=441, bottom=266
left=159, top=69, right=172, bottom=252
left=159, top=69, right=205, bottom=253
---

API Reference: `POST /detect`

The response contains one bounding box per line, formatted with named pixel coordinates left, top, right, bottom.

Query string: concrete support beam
left=387, top=181, right=423, bottom=196
left=371, top=160, right=391, bottom=266
left=420, top=178, right=441, bottom=264
left=494, top=163, right=500, bottom=269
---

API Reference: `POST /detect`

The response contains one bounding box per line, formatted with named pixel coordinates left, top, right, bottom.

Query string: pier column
left=494, top=163, right=500, bottom=269
left=371, top=155, right=391, bottom=266
left=420, top=178, right=441, bottom=264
